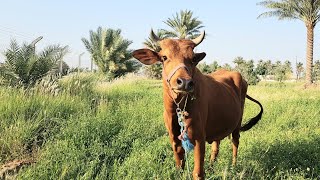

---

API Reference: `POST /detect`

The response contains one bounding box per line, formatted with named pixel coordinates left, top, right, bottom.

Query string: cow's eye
left=162, top=56, right=168, bottom=61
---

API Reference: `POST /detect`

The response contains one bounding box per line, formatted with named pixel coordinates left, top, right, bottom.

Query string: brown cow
left=133, top=30, right=263, bottom=179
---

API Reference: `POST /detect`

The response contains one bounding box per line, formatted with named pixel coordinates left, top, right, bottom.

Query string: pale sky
left=1, top=0, right=319, bottom=68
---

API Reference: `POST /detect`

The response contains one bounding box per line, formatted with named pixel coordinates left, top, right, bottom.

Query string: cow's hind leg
left=210, top=140, right=220, bottom=163
left=231, top=129, right=240, bottom=165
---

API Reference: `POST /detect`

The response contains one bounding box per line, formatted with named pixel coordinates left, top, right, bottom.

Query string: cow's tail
left=240, top=95, right=263, bottom=132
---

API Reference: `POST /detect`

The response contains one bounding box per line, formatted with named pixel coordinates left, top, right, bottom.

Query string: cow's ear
left=193, top=52, right=206, bottom=65
left=132, top=49, right=160, bottom=65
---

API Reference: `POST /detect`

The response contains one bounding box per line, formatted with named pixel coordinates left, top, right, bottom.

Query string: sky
left=1, top=0, right=320, bottom=68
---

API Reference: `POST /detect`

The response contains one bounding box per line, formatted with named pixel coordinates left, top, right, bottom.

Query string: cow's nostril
left=188, top=81, right=194, bottom=89
left=177, top=78, right=183, bottom=85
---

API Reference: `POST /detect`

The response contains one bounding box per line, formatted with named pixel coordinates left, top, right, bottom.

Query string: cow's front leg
left=193, top=139, right=205, bottom=179
left=170, top=137, right=185, bottom=169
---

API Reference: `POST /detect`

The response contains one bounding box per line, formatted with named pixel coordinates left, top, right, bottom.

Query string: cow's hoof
left=210, top=156, right=218, bottom=164
left=193, top=173, right=205, bottom=180
left=176, top=159, right=185, bottom=169
left=232, top=158, right=237, bottom=166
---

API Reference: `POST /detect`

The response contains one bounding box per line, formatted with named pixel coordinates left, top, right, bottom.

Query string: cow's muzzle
left=176, top=78, right=194, bottom=93
left=163, top=63, right=194, bottom=94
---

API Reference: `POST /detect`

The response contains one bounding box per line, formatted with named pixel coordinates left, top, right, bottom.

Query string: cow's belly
left=205, top=103, right=242, bottom=143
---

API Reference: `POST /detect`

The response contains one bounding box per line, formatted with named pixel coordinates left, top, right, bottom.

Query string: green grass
left=1, top=73, right=319, bottom=179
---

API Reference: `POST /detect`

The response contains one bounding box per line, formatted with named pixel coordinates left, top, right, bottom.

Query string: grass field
left=0, top=73, right=319, bottom=179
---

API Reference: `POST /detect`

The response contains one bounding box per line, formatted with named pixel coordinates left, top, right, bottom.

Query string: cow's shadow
left=242, top=135, right=320, bottom=179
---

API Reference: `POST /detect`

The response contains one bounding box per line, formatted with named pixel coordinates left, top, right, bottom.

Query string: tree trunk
left=305, top=24, right=314, bottom=85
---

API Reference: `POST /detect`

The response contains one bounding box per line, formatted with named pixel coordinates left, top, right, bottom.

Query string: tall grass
left=0, top=73, right=319, bottom=179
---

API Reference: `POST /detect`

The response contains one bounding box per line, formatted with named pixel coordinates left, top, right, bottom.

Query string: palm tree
left=0, top=63, right=18, bottom=86
left=0, top=39, right=68, bottom=87
left=258, top=0, right=320, bottom=85
left=82, top=27, right=139, bottom=79
left=142, top=30, right=167, bottom=79
left=233, top=56, right=247, bottom=74
left=197, top=62, right=211, bottom=74
left=296, top=62, right=304, bottom=79
left=222, top=63, right=232, bottom=71
left=209, top=61, right=221, bottom=72
left=284, top=60, right=293, bottom=74
left=197, top=61, right=221, bottom=74
left=143, top=29, right=167, bottom=52
left=313, top=60, right=320, bottom=81
left=265, top=60, right=274, bottom=75
left=161, top=10, right=204, bottom=39
left=274, top=61, right=286, bottom=82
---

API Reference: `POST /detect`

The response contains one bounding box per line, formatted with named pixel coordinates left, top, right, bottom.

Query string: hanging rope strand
left=162, top=61, right=194, bottom=179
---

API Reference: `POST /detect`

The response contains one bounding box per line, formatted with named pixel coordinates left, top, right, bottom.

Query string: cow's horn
left=192, top=31, right=205, bottom=46
left=150, top=29, right=161, bottom=42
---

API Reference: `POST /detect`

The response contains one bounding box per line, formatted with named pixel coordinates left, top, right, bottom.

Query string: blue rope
left=177, top=109, right=194, bottom=152
left=181, top=133, right=194, bottom=152
left=177, top=108, right=193, bottom=179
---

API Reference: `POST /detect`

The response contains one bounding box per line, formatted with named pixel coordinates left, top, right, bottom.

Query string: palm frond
left=258, top=0, right=320, bottom=24
left=82, top=27, right=137, bottom=77
left=162, top=10, right=204, bottom=39
left=143, top=29, right=167, bottom=52
left=0, top=64, right=20, bottom=85
left=2, top=39, right=69, bottom=87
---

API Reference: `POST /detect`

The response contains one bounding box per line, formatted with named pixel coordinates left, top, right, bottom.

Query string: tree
left=53, top=60, right=70, bottom=76
left=284, top=60, right=293, bottom=73
left=258, top=0, right=320, bottom=85
left=82, top=27, right=140, bottom=79
left=273, top=60, right=293, bottom=82
left=142, top=30, right=167, bottom=79
left=265, top=60, right=274, bottom=75
left=209, top=61, right=221, bottom=72
left=143, top=29, right=167, bottom=52
left=143, top=63, right=163, bottom=79
left=246, top=60, right=260, bottom=85
left=283, top=60, right=293, bottom=79
left=233, top=56, right=246, bottom=74
left=197, top=62, right=212, bottom=74
left=296, top=62, right=304, bottom=80
left=197, top=61, right=221, bottom=74
left=222, top=63, right=232, bottom=71
left=233, top=57, right=260, bottom=85
left=161, top=10, right=204, bottom=39
left=256, top=60, right=268, bottom=77
left=274, top=61, right=286, bottom=82
left=313, top=60, right=320, bottom=81
left=0, top=39, right=68, bottom=87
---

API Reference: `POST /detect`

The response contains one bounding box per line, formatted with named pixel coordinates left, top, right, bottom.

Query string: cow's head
left=133, top=30, right=206, bottom=94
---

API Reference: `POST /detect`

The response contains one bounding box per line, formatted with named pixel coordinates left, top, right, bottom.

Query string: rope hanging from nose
left=162, top=62, right=194, bottom=152
left=176, top=94, right=194, bottom=152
